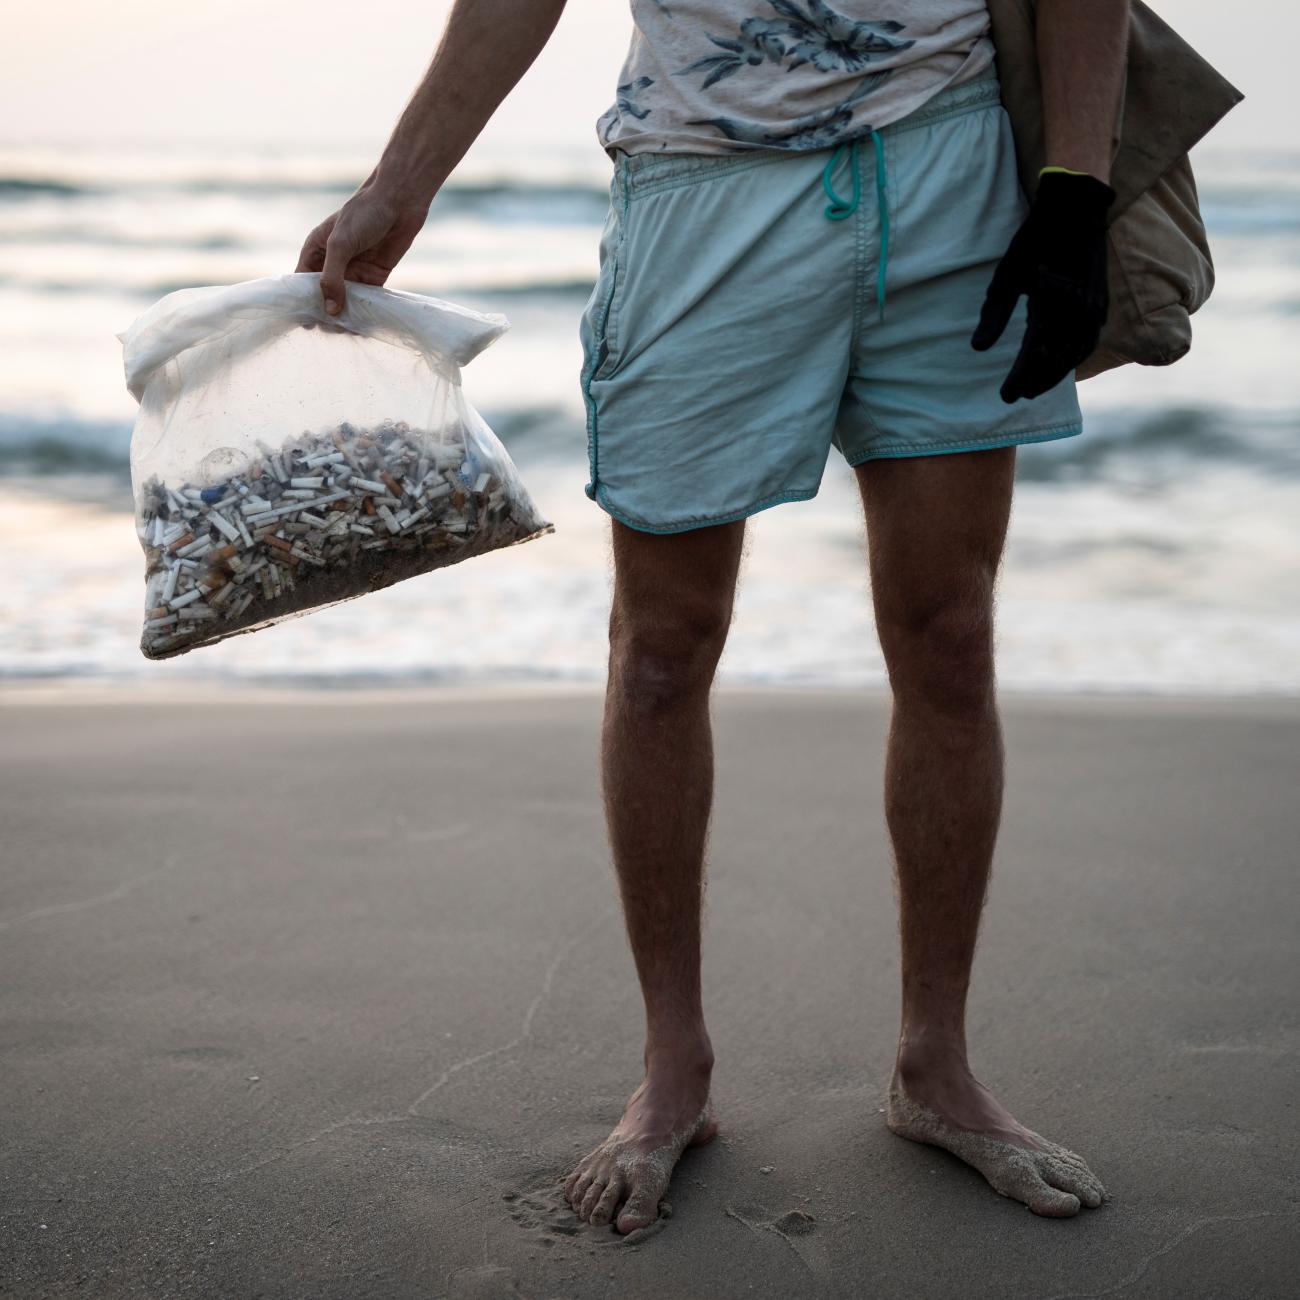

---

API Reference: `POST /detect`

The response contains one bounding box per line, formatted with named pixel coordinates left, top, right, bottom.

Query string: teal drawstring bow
left=821, top=131, right=890, bottom=323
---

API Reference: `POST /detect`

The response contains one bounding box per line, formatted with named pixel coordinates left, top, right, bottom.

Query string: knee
left=878, top=595, right=995, bottom=716
left=610, top=597, right=732, bottom=711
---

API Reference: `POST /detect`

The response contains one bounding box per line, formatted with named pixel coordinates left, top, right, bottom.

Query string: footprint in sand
left=504, top=1185, right=671, bottom=1247
left=725, top=1203, right=830, bottom=1277
left=445, top=1262, right=528, bottom=1299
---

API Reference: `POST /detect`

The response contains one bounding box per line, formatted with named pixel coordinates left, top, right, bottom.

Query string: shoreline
left=3, top=676, right=1300, bottom=717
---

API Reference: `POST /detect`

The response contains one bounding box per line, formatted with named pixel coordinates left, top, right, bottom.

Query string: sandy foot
left=886, top=1083, right=1107, bottom=1217
left=563, top=1087, right=718, bottom=1234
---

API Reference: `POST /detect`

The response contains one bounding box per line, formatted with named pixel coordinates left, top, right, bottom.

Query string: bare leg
left=856, top=448, right=1106, bottom=1217
left=563, top=517, right=745, bottom=1232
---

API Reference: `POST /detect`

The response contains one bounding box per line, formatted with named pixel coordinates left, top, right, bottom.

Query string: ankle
left=895, top=1026, right=970, bottom=1081
left=644, top=1034, right=715, bottom=1080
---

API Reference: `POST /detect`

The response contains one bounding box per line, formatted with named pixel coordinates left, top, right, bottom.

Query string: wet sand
left=1, top=686, right=1297, bottom=1298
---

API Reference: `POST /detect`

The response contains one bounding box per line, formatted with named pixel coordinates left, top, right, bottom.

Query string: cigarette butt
left=263, top=534, right=294, bottom=554
left=211, top=544, right=237, bottom=562
left=381, top=472, right=403, bottom=497
left=175, top=536, right=211, bottom=559
left=210, top=512, right=241, bottom=543
left=474, top=473, right=491, bottom=493
left=363, top=496, right=376, bottom=516
left=168, top=531, right=194, bottom=553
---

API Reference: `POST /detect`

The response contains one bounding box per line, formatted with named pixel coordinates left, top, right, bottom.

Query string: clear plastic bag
left=119, top=272, right=553, bottom=660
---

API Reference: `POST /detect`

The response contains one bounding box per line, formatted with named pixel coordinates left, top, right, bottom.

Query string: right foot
left=563, top=1060, right=717, bottom=1233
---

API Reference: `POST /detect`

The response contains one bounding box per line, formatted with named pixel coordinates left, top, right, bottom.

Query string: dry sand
left=0, top=686, right=1297, bottom=1298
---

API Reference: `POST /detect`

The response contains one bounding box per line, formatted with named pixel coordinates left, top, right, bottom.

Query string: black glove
left=971, top=169, right=1117, bottom=403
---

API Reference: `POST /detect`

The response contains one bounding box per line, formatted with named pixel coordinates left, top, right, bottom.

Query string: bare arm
left=297, top=0, right=568, bottom=313
left=1035, top=0, right=1130, bottom=183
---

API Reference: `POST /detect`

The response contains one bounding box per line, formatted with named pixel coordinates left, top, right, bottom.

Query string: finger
left=319, top=226, right=356, bottom=316
left=970, top=254, right=1022, bottom=351
left=295, top=235, right=325, bottom=275
left=999, top=330, right=1071, bottom=403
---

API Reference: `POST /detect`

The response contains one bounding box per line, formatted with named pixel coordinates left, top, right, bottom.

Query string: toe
left=563, top=1161, right=589, bottom=1205
left=985, top=1161, right=1080, bottom=1218
left=1041, top=1158, right=1104, bottom=1209
left=589, top=1175, right=625, bottom=1227
left=615, top=1183, right=663, bottom=1235
left=579, top=1177, right=607, bottom=1222
left=1025, top=1177, right=1082, bottom=1218
left=568, top=1170, right=596, bottom=1215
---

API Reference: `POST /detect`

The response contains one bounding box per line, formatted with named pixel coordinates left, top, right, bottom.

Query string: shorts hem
left=590, top=482, right=820, bottom=534
left=844, top=421, right=1082, bottom=464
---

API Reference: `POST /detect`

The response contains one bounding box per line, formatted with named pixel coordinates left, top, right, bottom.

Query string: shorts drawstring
left=822, top=141, right=860, bottom=221
left=821, top=131, right=890, bottom=323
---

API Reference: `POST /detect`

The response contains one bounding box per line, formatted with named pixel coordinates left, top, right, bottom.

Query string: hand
left=295, top=177, right=432, bottom=315
left=970, top=170, right=1117, bottom=403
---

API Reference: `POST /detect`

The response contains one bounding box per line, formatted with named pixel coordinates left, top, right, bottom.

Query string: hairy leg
left=856, top=447, right=1105, bottom=1217
left=563, top=516, right=745, bottom=1233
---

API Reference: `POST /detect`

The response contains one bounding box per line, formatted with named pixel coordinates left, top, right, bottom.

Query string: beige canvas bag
left=984, top=0, right=1246, bottom=380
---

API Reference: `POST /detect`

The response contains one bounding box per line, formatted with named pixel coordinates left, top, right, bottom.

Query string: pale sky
left=1, top=1, right=1283, bottom=157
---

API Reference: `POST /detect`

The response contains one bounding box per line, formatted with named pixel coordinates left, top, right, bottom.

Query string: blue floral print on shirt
left=676, top=0, right=916, bottom=89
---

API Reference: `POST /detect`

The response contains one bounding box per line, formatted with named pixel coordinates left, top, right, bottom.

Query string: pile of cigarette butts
left=136, top=420, right=543, bottom=658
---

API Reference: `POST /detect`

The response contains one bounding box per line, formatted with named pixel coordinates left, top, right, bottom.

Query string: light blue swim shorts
left=578, top=69, right=1084, bottom=534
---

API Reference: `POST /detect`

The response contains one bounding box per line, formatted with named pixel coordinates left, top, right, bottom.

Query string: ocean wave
left=0, top=171, right=610, bottom=213
left=0, top=405, right=582, bottom=481
left=0, top=271, right=598, bottom=305
left=2, top=403, right=1296, bottom=487
left=0, top=177, right=88, bottom=198
left=0, top=227, right=248, bottom=251
left=1015, top=404, right=1300, bottom=483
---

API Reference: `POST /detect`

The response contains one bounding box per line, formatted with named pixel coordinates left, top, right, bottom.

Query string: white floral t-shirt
left=597, top=0, right=996, bottom=155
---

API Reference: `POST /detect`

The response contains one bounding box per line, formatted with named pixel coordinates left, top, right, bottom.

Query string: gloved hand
left=971, top=168, right=1117, bottom=403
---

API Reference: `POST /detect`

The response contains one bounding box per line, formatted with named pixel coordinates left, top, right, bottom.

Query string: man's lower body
left=564, top=70, right=1106, bottom=1233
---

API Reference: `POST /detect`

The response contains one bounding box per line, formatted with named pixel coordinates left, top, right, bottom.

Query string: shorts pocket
left=582, top=192, right=629, bottom=384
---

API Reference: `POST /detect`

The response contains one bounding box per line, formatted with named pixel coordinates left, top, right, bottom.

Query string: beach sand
left=1, top=686, right=1297, bottom=1298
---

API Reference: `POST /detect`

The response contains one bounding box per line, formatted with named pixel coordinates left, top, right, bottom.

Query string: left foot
left=886, top=1051, right=1106, bottom=1217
